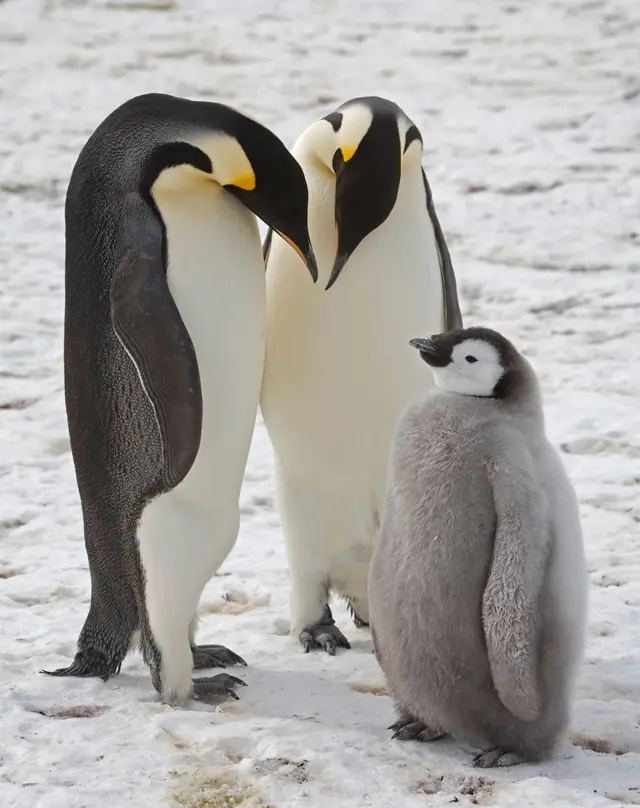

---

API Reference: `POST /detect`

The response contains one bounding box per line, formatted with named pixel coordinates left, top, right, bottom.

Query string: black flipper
left=422, top=168, right=463, bottom=330
left=262, top=226, right=273, bottom=266
left=110, top=199, right=203, bottom=489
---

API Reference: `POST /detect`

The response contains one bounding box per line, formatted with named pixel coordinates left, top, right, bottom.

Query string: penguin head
left=204, top=114, right=318, bottom=281
left=300, top=96, right=423, bottom=290
left=410, top=327, right=531, bottom=400
left=149, top=103, right=318, bottom=281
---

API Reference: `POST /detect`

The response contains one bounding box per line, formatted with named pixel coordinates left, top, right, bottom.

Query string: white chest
left=154, top=180, right=266, bottom=504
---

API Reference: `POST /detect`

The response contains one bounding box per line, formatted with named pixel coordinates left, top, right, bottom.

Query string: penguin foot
left=191, top=644, right=247, bottom=670
left=299, top=606, right=351, bottom=655
left=41, top=648, right=123, bottom=682
left=389, top=717, right=445, bottom=743
left=472, top=748, right=524, bottom=768
left=192, top=673, right=247, bottom=704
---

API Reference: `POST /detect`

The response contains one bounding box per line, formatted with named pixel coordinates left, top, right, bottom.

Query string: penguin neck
left=151, top=175, right=266, bottom=502
left=290, top=150, right=338, bottom=288
left=490, top=378, right=547, bottom=445
left=293, top=150, right=433, bottom=294
left=498, top=362, right=546, bottom=441
left=441, top=369, right=546, bottom=444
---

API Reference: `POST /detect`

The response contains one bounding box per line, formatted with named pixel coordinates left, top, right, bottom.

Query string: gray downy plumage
left=368, top=326, right=589, bottom=767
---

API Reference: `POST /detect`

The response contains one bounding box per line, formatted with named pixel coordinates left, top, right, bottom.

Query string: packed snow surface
left=1, top=0, right=639, bottom=805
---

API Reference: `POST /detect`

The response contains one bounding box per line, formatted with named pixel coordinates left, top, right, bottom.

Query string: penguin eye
left=465, top=355, right=478, bottom=364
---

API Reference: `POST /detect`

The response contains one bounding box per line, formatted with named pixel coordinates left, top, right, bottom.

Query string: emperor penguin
left=260, top=96, right=462, bottom=653
left=369, top=327, right=589, bottom=767
left=45, top=93, right=317, bottom=706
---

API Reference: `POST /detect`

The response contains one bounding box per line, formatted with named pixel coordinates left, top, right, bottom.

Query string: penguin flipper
left=110, top=213, right=203, bottom=490
left=482, top=429, right=551, bottom=722
left=421, top=168, right=463, bottom=330
left=262, top=227, right=273, bottom=266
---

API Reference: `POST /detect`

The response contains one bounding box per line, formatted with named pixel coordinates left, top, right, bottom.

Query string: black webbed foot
left=299, top=605, right=351, bottom=655
left=472, top=748, right=524, bottom=768
left=388, top=716, right=445, bottom=742
left=191, top=644, right=247, bottom=670
left=192, top=673, right=247, bottom=704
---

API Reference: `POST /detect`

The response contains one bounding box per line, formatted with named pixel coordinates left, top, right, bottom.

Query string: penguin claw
left=389, top=715, right=418, bottom=733
left=191, top=644, right=247, bottom=670
left=192, top=673, right=246, bottom=704
left=472, top=748, right=523, bottom=768
left=389, top=718, right=444, bottom=742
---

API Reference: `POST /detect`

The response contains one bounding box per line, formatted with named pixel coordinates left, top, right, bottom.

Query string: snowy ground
left=1, top=0, right=639, bottom=805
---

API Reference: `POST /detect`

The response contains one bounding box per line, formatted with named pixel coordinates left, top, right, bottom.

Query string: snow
left=1, top=0, right=639, bottom=805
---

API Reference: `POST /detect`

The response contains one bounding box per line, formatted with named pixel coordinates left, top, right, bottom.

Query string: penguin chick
left=369, top=326, right=589, bottom=767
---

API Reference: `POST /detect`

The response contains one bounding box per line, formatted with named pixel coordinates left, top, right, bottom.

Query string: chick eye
left=465, top=355, right=478, bottom=363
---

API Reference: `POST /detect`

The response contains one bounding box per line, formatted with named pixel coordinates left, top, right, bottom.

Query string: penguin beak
left=221, top=128, right=319, bottom=283
left=325, top=121, right=402, bottom=291
left=229, top=184, right=318, bottom=283
left=409, top=337, right=450, bottom=367
left=325, top=250, right=348, bottom=291
left=274, top=229, right=318, bottom=282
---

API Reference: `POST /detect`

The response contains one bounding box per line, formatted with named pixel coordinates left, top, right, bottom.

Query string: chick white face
left=410, top=335, right=506, bottom=397
left=432, top=340, right=504, bottom=396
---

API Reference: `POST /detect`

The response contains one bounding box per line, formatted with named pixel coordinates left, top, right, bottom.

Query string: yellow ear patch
left=229, top=172, right=256, bottom=191
left=190, top=133, right=256, bottom=191
left=341, top=144, right=357, bottom=163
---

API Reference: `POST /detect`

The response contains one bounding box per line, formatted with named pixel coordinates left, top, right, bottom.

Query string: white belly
left=156, top=180, right=266, bottom=509
left=261, top=167, right=445, bottom=486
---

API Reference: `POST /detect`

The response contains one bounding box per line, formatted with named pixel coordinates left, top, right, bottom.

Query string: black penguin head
left=139, top=99, right=317, bottom=282
left=409, top=327, right=532, bottom=400
left=307, top=96, right=423, bottom=290
left=213, top=111, right=318, bottom=281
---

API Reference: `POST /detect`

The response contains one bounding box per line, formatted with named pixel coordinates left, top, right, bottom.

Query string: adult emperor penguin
left=369, top=327, right=589, bottom=766
left=45, top=93, right=317, bottom=706
left=260, top=96, right=462, bottom=653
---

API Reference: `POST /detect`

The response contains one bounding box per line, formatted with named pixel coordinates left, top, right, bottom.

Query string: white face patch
left=430, top=339, right=504, bottom=397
